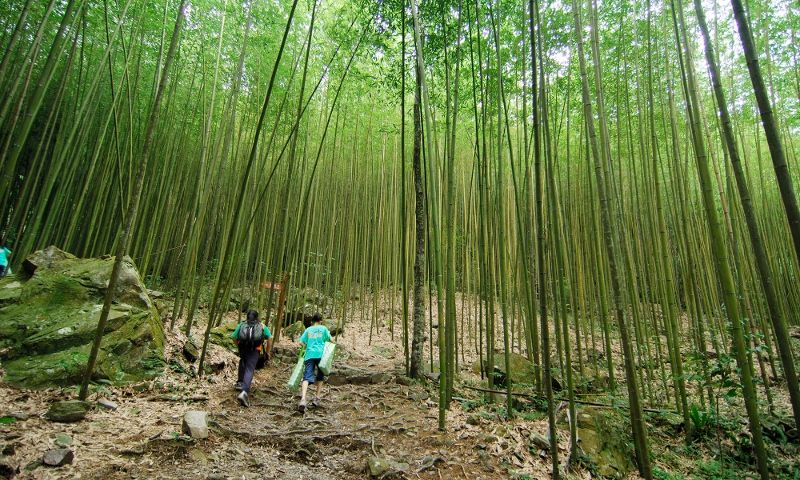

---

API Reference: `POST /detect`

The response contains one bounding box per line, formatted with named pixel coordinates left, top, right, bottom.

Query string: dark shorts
left=303, top=358, right=325, bottom=384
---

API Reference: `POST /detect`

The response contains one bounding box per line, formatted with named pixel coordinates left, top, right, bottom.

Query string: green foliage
left=695, top=459, right=743, bottom=480
left=457, top=397, right=484, bottom=412
left=688, top=404, right=716, bottom=440
left=652, top=466, right=683, bottom=480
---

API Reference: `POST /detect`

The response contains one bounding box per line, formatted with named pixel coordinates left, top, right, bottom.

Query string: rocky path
left=1, top=337, right=513, bottom=480
left=151, top=346, right=507, bottom=480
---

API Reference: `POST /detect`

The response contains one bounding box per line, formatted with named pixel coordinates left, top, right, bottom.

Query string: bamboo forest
left=0, top=0, right=799, bottom=478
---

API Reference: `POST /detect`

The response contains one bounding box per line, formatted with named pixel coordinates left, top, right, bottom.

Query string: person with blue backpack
left=230, top=309, right=272, bottom=407
left=298, top=313, right=332, bottom=412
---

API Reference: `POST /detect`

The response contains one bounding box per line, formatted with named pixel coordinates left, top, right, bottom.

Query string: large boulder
left=472, top=351, right=537, bottom=386
left=0, top=247, right=165, bottom=388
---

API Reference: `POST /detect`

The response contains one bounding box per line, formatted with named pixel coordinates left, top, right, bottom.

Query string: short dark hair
left=311, top=313, right=323, bottom=324
left=246, top=309, right=259, bottom=322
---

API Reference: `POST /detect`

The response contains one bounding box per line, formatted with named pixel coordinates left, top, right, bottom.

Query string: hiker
left=298, top=313, right=332, bottom=412
left=230, top=309, right=272, bottom=407
left=0, top=240, right=11, bottom=277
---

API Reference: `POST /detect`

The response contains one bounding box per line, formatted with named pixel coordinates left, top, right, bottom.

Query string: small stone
left=45, top=400, right=90, bottom=423
left=349, top=375, right=372, bottom=385
left=43, top=448, right=74, bottom=467
left=370, top=373, right=392, bottom=384
left=183, top=338, right=199, bottom=363
left=367, top=457, right=392, bottom=478
left=395, top=375, right=412, bottom=386
left=466, top=415, right=481, bottom=426
left=97, top=399, right=118, bottom=411
left=54, top=434, right=73, bottom=447
left=327, top=374, right=347, bottom=386
left=529, top=433, right=550, bottom=451
left=188, top=448, right=208, bottom=465
left=209, top=361, right=226, bottom=372
left=182, top=411, right=209, bottom=439
left=7, top=412, right=29, bottom=421
left=419, top=455, right=444, bottom=471
left=409, top=391, right=429, bottom=402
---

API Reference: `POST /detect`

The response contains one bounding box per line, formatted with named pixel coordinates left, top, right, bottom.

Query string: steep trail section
left=187, top=346, right=507, bottom=479
left=0, top=335, right=509, bottom=479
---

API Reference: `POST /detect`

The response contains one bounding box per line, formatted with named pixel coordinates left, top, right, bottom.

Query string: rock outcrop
left=575, top=407, right=634, bottom=478
left=0, top=246, right=165, bottom=388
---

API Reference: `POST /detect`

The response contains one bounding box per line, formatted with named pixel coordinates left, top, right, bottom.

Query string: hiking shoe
left=234, top=382, right=244, bottom=391
left=311, top=396, right=321, bottom=408
left=298, top=399, right=307, bottom=413
left=237, top=391, right=250, bottom=407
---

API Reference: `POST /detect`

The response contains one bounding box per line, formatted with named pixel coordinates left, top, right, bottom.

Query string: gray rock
left=418, top=455, right=443, bottom=471
left=182, top=411, right=209, bottom=439
left=54, top=434, right=73, bottom=447
left=349, top=375, right=372, bottom=385
left=327, top=374, right=348, bottom=386
left=395, top=375, right=412, bottom=386
left=183, top=338, right=199, bottom=363
left=208, top=360, right=226, bottom=373
left=529, top=433, right=550, bottom=451
left=188, top=447, right=208, bottom=464
left=97, top=399, right=118, bottom=411
left=367, top=456, right=408, bottom=478
left=22, top=246, right=76, bottom=276
left=409, top=391, right=429, bottom=402
left=43, top=448, right=74, bottom=467
left=45, top=401, right=90, bottom=423
left=370, top=373, right=392, bottom=384
left=6, top=412, right=29, bottom=421
left=0, top=280, right=22, bottom=305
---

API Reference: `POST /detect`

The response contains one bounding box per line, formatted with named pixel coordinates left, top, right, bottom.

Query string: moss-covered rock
left=45, top=400, right=91, bottom=423
left=472, top=351, right=536, bottom=386
left=209, top=322, right=238, bottom=354
left=576, top=407, right=634, bottom=478
left=0, top=247, right=165, bottom=388
left=283, top=320, right=305, bottom=339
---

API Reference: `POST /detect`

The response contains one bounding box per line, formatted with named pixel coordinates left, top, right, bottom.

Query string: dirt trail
left=0, top=314, right=515, bottom=479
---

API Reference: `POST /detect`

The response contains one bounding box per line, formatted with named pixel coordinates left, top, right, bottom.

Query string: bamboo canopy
left=1, top=0, right=799, bottom=477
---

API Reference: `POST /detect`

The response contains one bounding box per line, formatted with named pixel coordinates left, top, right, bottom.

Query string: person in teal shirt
left=230, top=310, right=272, bottom=407
left=298, top=313, right=332, bottom=412
left=0, top=240, right=11, bottom=277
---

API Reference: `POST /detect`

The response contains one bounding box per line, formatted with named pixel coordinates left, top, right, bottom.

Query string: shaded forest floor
left=0, top=307, right=573, bottom=479
left=2, top=292, right=800, bottom=479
